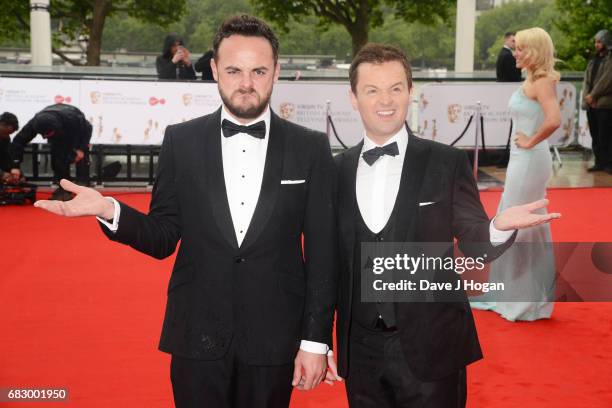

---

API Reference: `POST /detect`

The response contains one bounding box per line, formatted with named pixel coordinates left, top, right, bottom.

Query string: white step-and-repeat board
left=0, top=77, right=363, bottom=147
left=1, top=77, right=580, bottom=148
left=417, top=82, right=577, bottom=147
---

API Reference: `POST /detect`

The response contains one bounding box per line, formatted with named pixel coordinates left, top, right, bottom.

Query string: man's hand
left=494, top=199, right=561, bottom=231
left=172, top=49, right=184, bottom=64
left=292, top=350, right=327, bottom=391
left=34, top=179, right=115, bottom=219
left=585, top=94, right=598, bottom=108
left=74, top=149, right=85, bottom=163
left=324, top=354, right=343, bottom=385
left=181, top=47, right=192, bottom=66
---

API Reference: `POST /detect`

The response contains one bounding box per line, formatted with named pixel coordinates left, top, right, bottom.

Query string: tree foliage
left=475, top=0, right=563, bottom=69
left=251, top=0, right=455, bottom=56
left=0, top=0, right=187, bottom=66
left=554, top=0, right=612, bottom=70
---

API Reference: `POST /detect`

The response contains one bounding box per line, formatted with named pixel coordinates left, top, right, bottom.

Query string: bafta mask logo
left=182, top=93, right=193, bottom=106
left=447, top=104, right=461, bottom=124
left=279, top=102, right=295, bottom=120
left=90, top=91, right=101, bottom=104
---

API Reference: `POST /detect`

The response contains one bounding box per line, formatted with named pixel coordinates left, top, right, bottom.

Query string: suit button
left=377, top=236, right=384, bottom=242
left=234, top=257, right=246, bottom=263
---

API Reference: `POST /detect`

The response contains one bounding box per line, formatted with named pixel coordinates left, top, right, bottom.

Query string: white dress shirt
left=357, top=128, right=408, bottom=233
left=356, top=128, right=513, bottom=243
left=98, top=105, right=329, bottom=355
left=220, top=106, right=269, bottom=247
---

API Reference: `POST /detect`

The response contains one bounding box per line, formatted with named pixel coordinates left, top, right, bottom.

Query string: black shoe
left=50, top=187, right=74, bottom=201
left=587, top=165, right=604, bottom=172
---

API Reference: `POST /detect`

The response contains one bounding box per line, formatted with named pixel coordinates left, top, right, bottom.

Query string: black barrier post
left=499, top=119, right=513, bottom=168
left=32, top=144, right=39, bottom=179
left=148, top=146, right=155, bottom=185
left=95, top=146, right=103, bottom=185
left=126, top=145, right=132, bottom=179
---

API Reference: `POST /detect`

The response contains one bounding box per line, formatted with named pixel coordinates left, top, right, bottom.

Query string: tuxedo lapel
left=393, top=127, right=432, bottom=242
left=339, top=141, right=362, bottom=285
left=239, top=111, right=284, bottom=251
left=204, top=108, right=239, bottom=249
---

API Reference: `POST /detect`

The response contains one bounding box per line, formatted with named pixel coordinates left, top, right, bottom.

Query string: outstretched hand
left=34, top=179, right=115, bottom=219
left=493, top=199, right=561, bottom=231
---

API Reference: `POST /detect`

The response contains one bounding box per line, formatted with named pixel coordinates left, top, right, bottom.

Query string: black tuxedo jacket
left=334, top=130, right=515, bottom=381
left=101, top=108, right=337, bottom=365
left=496, top=47, right=522, bottom=82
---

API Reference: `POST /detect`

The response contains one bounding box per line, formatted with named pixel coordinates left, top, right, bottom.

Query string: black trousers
left=170, top=341, right=294, bottom=408
left=49, top=143, right=90, bottom=184
left=346, top=326, right=466, bottom=408
left=587, top=107, right=612, bottom=168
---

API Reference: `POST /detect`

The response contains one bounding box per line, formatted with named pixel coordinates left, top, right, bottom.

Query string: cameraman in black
left=9, top=104, right=92, bottom=201
left=0, top=112, right=19, bottom=183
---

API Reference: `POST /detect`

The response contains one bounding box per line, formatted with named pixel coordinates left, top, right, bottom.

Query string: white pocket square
left=281, top=179, right=306, bottom=185
left=419, top=201, right=436, bottom=206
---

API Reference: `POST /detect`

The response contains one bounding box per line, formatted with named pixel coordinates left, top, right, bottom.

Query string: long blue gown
left=471, top=86, right=556, bottom=321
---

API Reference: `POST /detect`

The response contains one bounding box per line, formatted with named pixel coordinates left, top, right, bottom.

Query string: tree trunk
left=86, top=0, right=112, bottom=66
left=349, top=2, right=370, bottom=57
left=349, top=24, right=369, bottom=57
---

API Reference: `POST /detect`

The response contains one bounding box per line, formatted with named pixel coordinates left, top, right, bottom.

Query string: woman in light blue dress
left=472, top=28, right=561, bottom=321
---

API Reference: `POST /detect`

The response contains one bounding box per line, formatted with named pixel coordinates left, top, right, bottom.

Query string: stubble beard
left=220, top=87, right=272, bottom=120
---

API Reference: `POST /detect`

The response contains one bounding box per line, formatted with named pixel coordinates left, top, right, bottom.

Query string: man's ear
left=349, top=89, right=358, bottom=111
left=273, top=61, right=281, bottom=83
left=211, top=58, right=218, bottom=82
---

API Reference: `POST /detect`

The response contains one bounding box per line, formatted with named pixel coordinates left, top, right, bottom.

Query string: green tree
left=371, top=14, right=455, bottom=69
left=554, top=0, right=612, bottom=70
left=0, top=0, right=187, bottom=66
left=251, top=0, right=455, bottom=56
left=475, top=0, right=560, bottom=70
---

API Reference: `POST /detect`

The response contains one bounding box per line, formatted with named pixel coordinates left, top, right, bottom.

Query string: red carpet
left=1, top=188, right=611, bottom=407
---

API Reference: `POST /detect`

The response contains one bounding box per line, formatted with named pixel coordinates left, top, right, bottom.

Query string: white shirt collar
left=221, top=104, right=271, bottom=140
left=362, top=126, right=409, bottom=157
left=503, top=45, right=513, bottom=51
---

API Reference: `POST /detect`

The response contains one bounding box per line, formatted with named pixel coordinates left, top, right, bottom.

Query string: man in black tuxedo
left=324, top=44, right=560, bottom=407
left=496, top=32, right=522, bottom=82
left=35, top=15, right=337, bottom=408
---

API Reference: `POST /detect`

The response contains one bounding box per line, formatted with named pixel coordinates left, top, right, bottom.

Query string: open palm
left=494, top=199, right=561, bottom=231
left=34, top=179, right=114, bottom=219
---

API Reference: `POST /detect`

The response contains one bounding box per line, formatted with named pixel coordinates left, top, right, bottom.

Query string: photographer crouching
left=9, top=104, right=92, bottom=201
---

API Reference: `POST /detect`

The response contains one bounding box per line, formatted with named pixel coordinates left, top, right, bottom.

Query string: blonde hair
left=515, top=27, right=560, bottom=82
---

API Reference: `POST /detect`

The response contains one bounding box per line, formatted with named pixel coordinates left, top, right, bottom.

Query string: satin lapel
left=340, top=141, right=363, bottom=291
left=204, top=107, right=239, bottom=249
left=239, top=111, right=284, bottom=251
left=393, top=128, right=432, bottom=242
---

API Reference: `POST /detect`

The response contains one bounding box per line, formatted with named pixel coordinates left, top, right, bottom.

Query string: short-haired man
left=496, top=32, right=522, bottom=82
left=583, top=29, right=612, bottom=173
left=0, top=112, right=19, bottom=182
left=327, top=43, right=560, bottom=407
left=35, top=15, right=337, bottom=408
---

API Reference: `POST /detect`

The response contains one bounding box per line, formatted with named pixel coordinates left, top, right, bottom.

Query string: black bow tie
left=221, top=119, right=266, bottom=139
left=362, top=142, right=399, bottom=166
